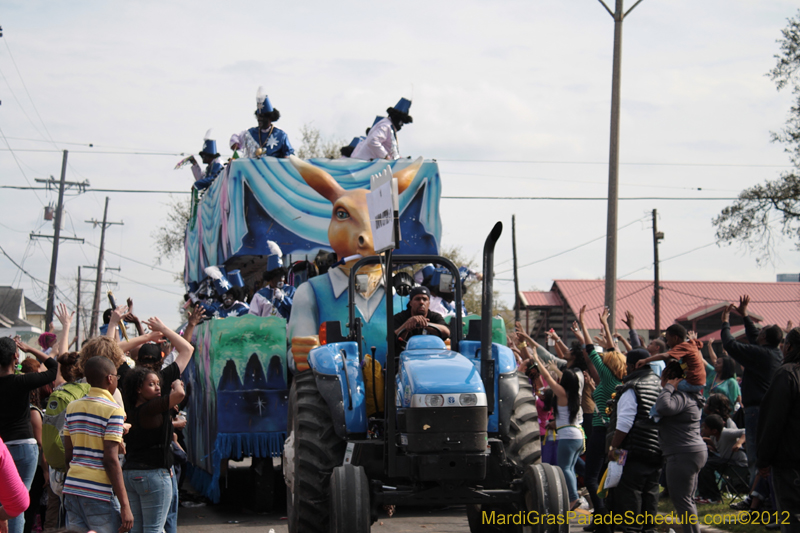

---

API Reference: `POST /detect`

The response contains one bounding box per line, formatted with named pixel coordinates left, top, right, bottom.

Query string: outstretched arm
left=143, top=317, right=194, bottom=373
left=53, top=303, right=75, bottom=358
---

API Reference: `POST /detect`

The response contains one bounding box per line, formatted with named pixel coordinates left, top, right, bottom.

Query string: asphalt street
left=177, top=503, right=593, bottom=532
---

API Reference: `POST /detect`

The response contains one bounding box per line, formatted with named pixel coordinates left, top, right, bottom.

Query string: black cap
left=408, top=286, right=431, bottom=300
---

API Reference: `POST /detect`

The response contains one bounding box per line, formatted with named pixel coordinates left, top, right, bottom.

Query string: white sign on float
left=366, top=167, right=398, bottom=253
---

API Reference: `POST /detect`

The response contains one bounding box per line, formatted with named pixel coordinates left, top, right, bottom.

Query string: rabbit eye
left=335, top=208, right=350, bottom=220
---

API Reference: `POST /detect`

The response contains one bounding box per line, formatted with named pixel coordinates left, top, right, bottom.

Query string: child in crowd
left=636, top=324, right=706, bottom=394
left=62, top=357, right=133, bottom=533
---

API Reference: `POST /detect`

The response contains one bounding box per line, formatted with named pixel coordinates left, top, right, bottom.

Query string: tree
left=152, top=194, right=192, bottom=265
left=296, top=124, right=346, bottom=159
left=713, top=10, right=800, bottom=263
left=438, top=245, right=513, bottom=331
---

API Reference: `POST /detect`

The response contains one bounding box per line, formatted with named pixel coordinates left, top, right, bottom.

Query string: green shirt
left=589, top=348, right=623, bottom=427
left=704, top=361, right=741, bottom=408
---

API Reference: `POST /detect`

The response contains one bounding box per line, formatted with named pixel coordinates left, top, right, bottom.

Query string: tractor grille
left=400, top=407, right=488, bottom=453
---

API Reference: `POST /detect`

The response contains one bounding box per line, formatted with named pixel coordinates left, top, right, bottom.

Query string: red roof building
left=519, top=280, right=799, bottom=345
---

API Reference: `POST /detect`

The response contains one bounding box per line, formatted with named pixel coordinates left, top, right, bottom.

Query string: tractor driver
left=393, top=286, right=450, bottom=346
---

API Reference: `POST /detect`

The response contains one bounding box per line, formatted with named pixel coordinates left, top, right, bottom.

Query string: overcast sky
left=1, top=0, right=799, bottom=331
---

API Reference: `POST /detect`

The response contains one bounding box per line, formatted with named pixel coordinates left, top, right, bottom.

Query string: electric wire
left=498, top=215, right=648, bottom=274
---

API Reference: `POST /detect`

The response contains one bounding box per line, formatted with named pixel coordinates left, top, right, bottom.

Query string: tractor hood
left=398, top=342, right=485, bottom=408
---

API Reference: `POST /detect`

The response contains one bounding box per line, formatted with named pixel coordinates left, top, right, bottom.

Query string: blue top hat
left=348, top=137, right=364, bottom=149
left=257, top=95, right=274, bottom=115
left=373, top=116, right=385, bottom=127
left=200, top=139, right=219, bottom=157
left=387, top=98, right=413, bottom=123
left=227, top=269, right=245, bottom=287
left=266, top=240, right=283, bottom=272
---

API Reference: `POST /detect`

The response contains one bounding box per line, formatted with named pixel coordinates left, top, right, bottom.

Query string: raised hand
left=622, top=310, right=634, bottom=330
left=688, top=330, right=698, bottom=341
left=55, top=303, right=74, bottom=326
left=15, top=338, right=34, bottom=353
left=110, top=305, right=128, bottom=325
left=187, top=306, right=203, bottom=327
left=721, top=303, right=735, bottom=324
left=736, top=295, right=750, bottom=317
left=143, top=316, right=168, bottom=334
left=572, top=321, right=585, bottom=344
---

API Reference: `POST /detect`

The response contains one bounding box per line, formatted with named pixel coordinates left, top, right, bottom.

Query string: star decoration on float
left=255, top=397, right=265, bottom=416
left=266, top=134, right=279, bottom=150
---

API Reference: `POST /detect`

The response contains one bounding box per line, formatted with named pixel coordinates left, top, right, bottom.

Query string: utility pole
left=652, top=209, right=664, bottom=336
left=512, top=215, right=521, bottom=323
left=76, top=267, right=80, bottom=349
left=87, top=198, right=124, bottom=337
left=78, top=265, right=120, bottom=343
left=597, top=0, right=645, bottom=331
left=45, top=151, right=68, bottom=325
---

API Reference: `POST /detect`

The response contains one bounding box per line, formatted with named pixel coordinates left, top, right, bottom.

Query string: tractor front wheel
left=285, top=371, right=346, bottom=533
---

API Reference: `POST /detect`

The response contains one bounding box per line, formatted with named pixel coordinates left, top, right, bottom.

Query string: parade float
left=182, top=144, right=569, bottom=532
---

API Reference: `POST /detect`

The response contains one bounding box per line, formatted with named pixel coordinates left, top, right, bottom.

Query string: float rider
left=230, top=87, right=294, bottom=159
left=249, top=241, right=296, bottom=319
left=351, top=98, right=412, bottom=160
left=191, top=131, right=224, bottom=191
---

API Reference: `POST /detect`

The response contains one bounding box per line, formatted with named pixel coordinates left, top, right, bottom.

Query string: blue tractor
left=283, top=222, right=569, bottom=532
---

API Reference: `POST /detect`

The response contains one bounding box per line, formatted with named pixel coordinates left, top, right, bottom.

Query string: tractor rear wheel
left=285, top=371, right=346, bottom=533
left=505, top=372, right=542, bottom=468
left=330, top=464, right=371, bottom=533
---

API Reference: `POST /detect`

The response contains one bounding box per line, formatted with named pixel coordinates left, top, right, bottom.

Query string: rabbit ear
left=288, top=155, right=345, bottom=203
left=393, top=157, right=423, bottom=194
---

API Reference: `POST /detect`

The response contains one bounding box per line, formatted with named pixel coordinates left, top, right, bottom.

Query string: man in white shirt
left=351, top=98, right=412, bottom=160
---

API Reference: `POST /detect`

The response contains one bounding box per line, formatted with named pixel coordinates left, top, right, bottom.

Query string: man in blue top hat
left=191, top=130, right=224, bottom=190
left=231, top=87, right=294, bottom=159
left=249, top=241, right=296, bottom=319
left=340, top=136, right=364, bottom=158
left=352, top=98, right=412, bottom=160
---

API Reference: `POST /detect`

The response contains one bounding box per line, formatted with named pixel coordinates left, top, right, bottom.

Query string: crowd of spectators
left=0, top=300, right=197, bottom=533
left=510, top=295, right=799, bottom=533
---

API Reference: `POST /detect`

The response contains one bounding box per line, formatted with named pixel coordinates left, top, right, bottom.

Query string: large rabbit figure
left=287, top=155, right=423, bottom=372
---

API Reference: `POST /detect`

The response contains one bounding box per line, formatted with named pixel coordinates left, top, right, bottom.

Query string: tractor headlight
left=459, top=393, right=478, bottom=406
left=425, top=395, right=445, bottom=407
left=410, top=393, right=487, bottom=407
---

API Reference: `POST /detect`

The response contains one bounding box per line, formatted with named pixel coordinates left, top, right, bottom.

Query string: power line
left=83, top=242, right=177, bottom=274
left=0, top=67, right=48, bottom=141
left=112, top=272, right=184, bottom=296
left=442, top=196, right=739, bottom=201
left=437, top=158, right=792, bottom=168
left=445, top=170, right=739, bottom=192
left=498, top=216, right=649, bottom=275
left=0, top=243, right=74, bottom=306
left=0, top=186, right=743, bottom=200
left=3, top=136, right=94, bottom=147
left=2, top=37, right=59, bottom=148
left=0, top=148, right=185, bottom=156
left=0, top=125, right=46, bottom=206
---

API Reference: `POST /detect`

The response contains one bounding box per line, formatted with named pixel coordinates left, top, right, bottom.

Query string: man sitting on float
left=249, top=241, right=296, bottom=320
